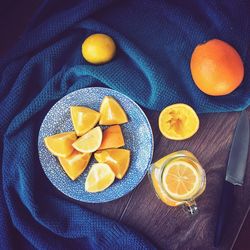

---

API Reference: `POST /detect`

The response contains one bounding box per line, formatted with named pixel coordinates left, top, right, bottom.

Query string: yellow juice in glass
left=149, top=150, right=206, bottom=214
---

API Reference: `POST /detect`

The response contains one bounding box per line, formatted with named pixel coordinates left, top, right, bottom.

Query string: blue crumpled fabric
left=0, top=0, right=249, bottom=249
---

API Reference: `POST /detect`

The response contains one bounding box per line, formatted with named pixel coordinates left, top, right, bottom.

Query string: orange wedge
left=58, top=150, right=91, bottom=180
left=85, top=163, right=115, bottom=192
left=162, top=160, right=201, bottom=201
left=94, top=149, right=130, bottom=179
left=98, top=125, right=125, bottom=150
left=72, top=126, right=102, bottom=153
left=99, top=96, right=128, bottom=125
left=44, top=132, right=77, bottom=158
left=70, top=106, right=100, bottom=136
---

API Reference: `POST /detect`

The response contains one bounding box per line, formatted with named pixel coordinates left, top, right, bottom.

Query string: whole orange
left=190, top=39, right=244, bottom=96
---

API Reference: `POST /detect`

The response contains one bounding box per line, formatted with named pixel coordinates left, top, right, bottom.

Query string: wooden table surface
left=84, top=110, right=250, bottom=250
left=1, top=2, right=250, bottom=249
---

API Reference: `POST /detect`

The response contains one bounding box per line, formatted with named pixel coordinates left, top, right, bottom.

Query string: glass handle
left=182, top=200, right=198, bottom=215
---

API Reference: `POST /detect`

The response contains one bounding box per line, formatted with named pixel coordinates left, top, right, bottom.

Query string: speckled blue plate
left=38, top=87, right=154, bottom=203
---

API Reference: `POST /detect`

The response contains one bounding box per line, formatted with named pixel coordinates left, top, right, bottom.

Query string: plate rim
left=38, top=87, right=154, bottom=203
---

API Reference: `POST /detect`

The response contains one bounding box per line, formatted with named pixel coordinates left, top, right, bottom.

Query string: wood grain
left=83, top=110, right=250, bottom=249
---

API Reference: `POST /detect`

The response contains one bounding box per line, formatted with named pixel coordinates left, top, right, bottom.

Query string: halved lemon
left=44, top=132, right=77, bottom=158
left=85, top=163, right=115, bottom=192
left=99, top=96, right=128, bottom=125
left=162, top=160, right=201, bottom=201
left=58, top=150, right=91, bottom=180
left=72, top=126, right=102, bottom=153
left=70, top=106, right=100, bottom=136
left=159, top=103, right=199, bottom=140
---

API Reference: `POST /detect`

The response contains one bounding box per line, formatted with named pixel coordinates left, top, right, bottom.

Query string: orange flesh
left=58, top=150, right=91, bottom=180
left=44, top=132, right=77, bottom=157
left=94, top=149, right=130, bottom=179
left=99, top=125, right=125, bottom=150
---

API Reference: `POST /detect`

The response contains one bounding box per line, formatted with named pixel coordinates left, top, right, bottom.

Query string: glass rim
left=158, top=155, right=205, bottom=202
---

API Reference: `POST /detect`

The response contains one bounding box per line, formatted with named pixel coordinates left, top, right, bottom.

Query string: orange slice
left=85, top=163, right=115, bottom=192
left=70, top=106, right=100, bottom=136
left=159, top=103, right=199, bottom=140
left=44, top=132, right=77, bottom=158
left=99, top=96, right=128, bottom=125
left=162, top=160, right=201, bottom=201
left=58, top=150, right=91, bottom=180
left=94, top=149, right=130, bottom=179
left=98, top=125, right=125, bottom=150
left=72, top=126, right=102, bottom=153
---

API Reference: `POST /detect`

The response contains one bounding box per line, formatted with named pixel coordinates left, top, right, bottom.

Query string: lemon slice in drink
left=162, top=160, right=201, bottom=201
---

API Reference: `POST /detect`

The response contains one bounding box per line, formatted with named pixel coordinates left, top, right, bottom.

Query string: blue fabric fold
left=0, top=0, right=249, bottom=249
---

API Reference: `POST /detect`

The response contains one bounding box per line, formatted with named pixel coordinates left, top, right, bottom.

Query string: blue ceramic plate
left=38, top=87, right=154, bottom=203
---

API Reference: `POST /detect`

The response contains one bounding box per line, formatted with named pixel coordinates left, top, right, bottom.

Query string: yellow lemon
left=162, top=160, right=201, bottom=201
left=44, top=132, right=77, bottom=158
left=70, top=106, right=100, bottom=136
left=82, top=33, right=116, bottom=64
left=72, top=126, right=102, bottom=153
left=85, top=163, right=115, bottom=192
left=58, top=150, right=91, bottom=180
left=99, top=96, right=128, bottom=125
left=159, top=104, right=199, bottom=140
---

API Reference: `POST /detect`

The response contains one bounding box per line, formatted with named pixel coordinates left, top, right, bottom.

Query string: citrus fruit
left=99, top=96, right=128, bottom=125
left=70, top=106, right=100, bottom=136
left=72, top=126, right=102, bottom=153
left=58, top=150, right=91, bottom=180
left=82, top=33, right=116, bottom=64
left=151, top=168, right=180, bottom=207
left=159, top=103, right=199, bottom=140
left=94, top=149, right=130, bottom=179
left=44, top=132, right=77, bottom=157
left=161, top=160, right=201, bottom=201
left=190, top=39, right=244, bottom=96
left=151, top=151, right=194, bottom=207
left=85, top=163, right=115, bottom=192
left=99, top=125, right=125, bottom=150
